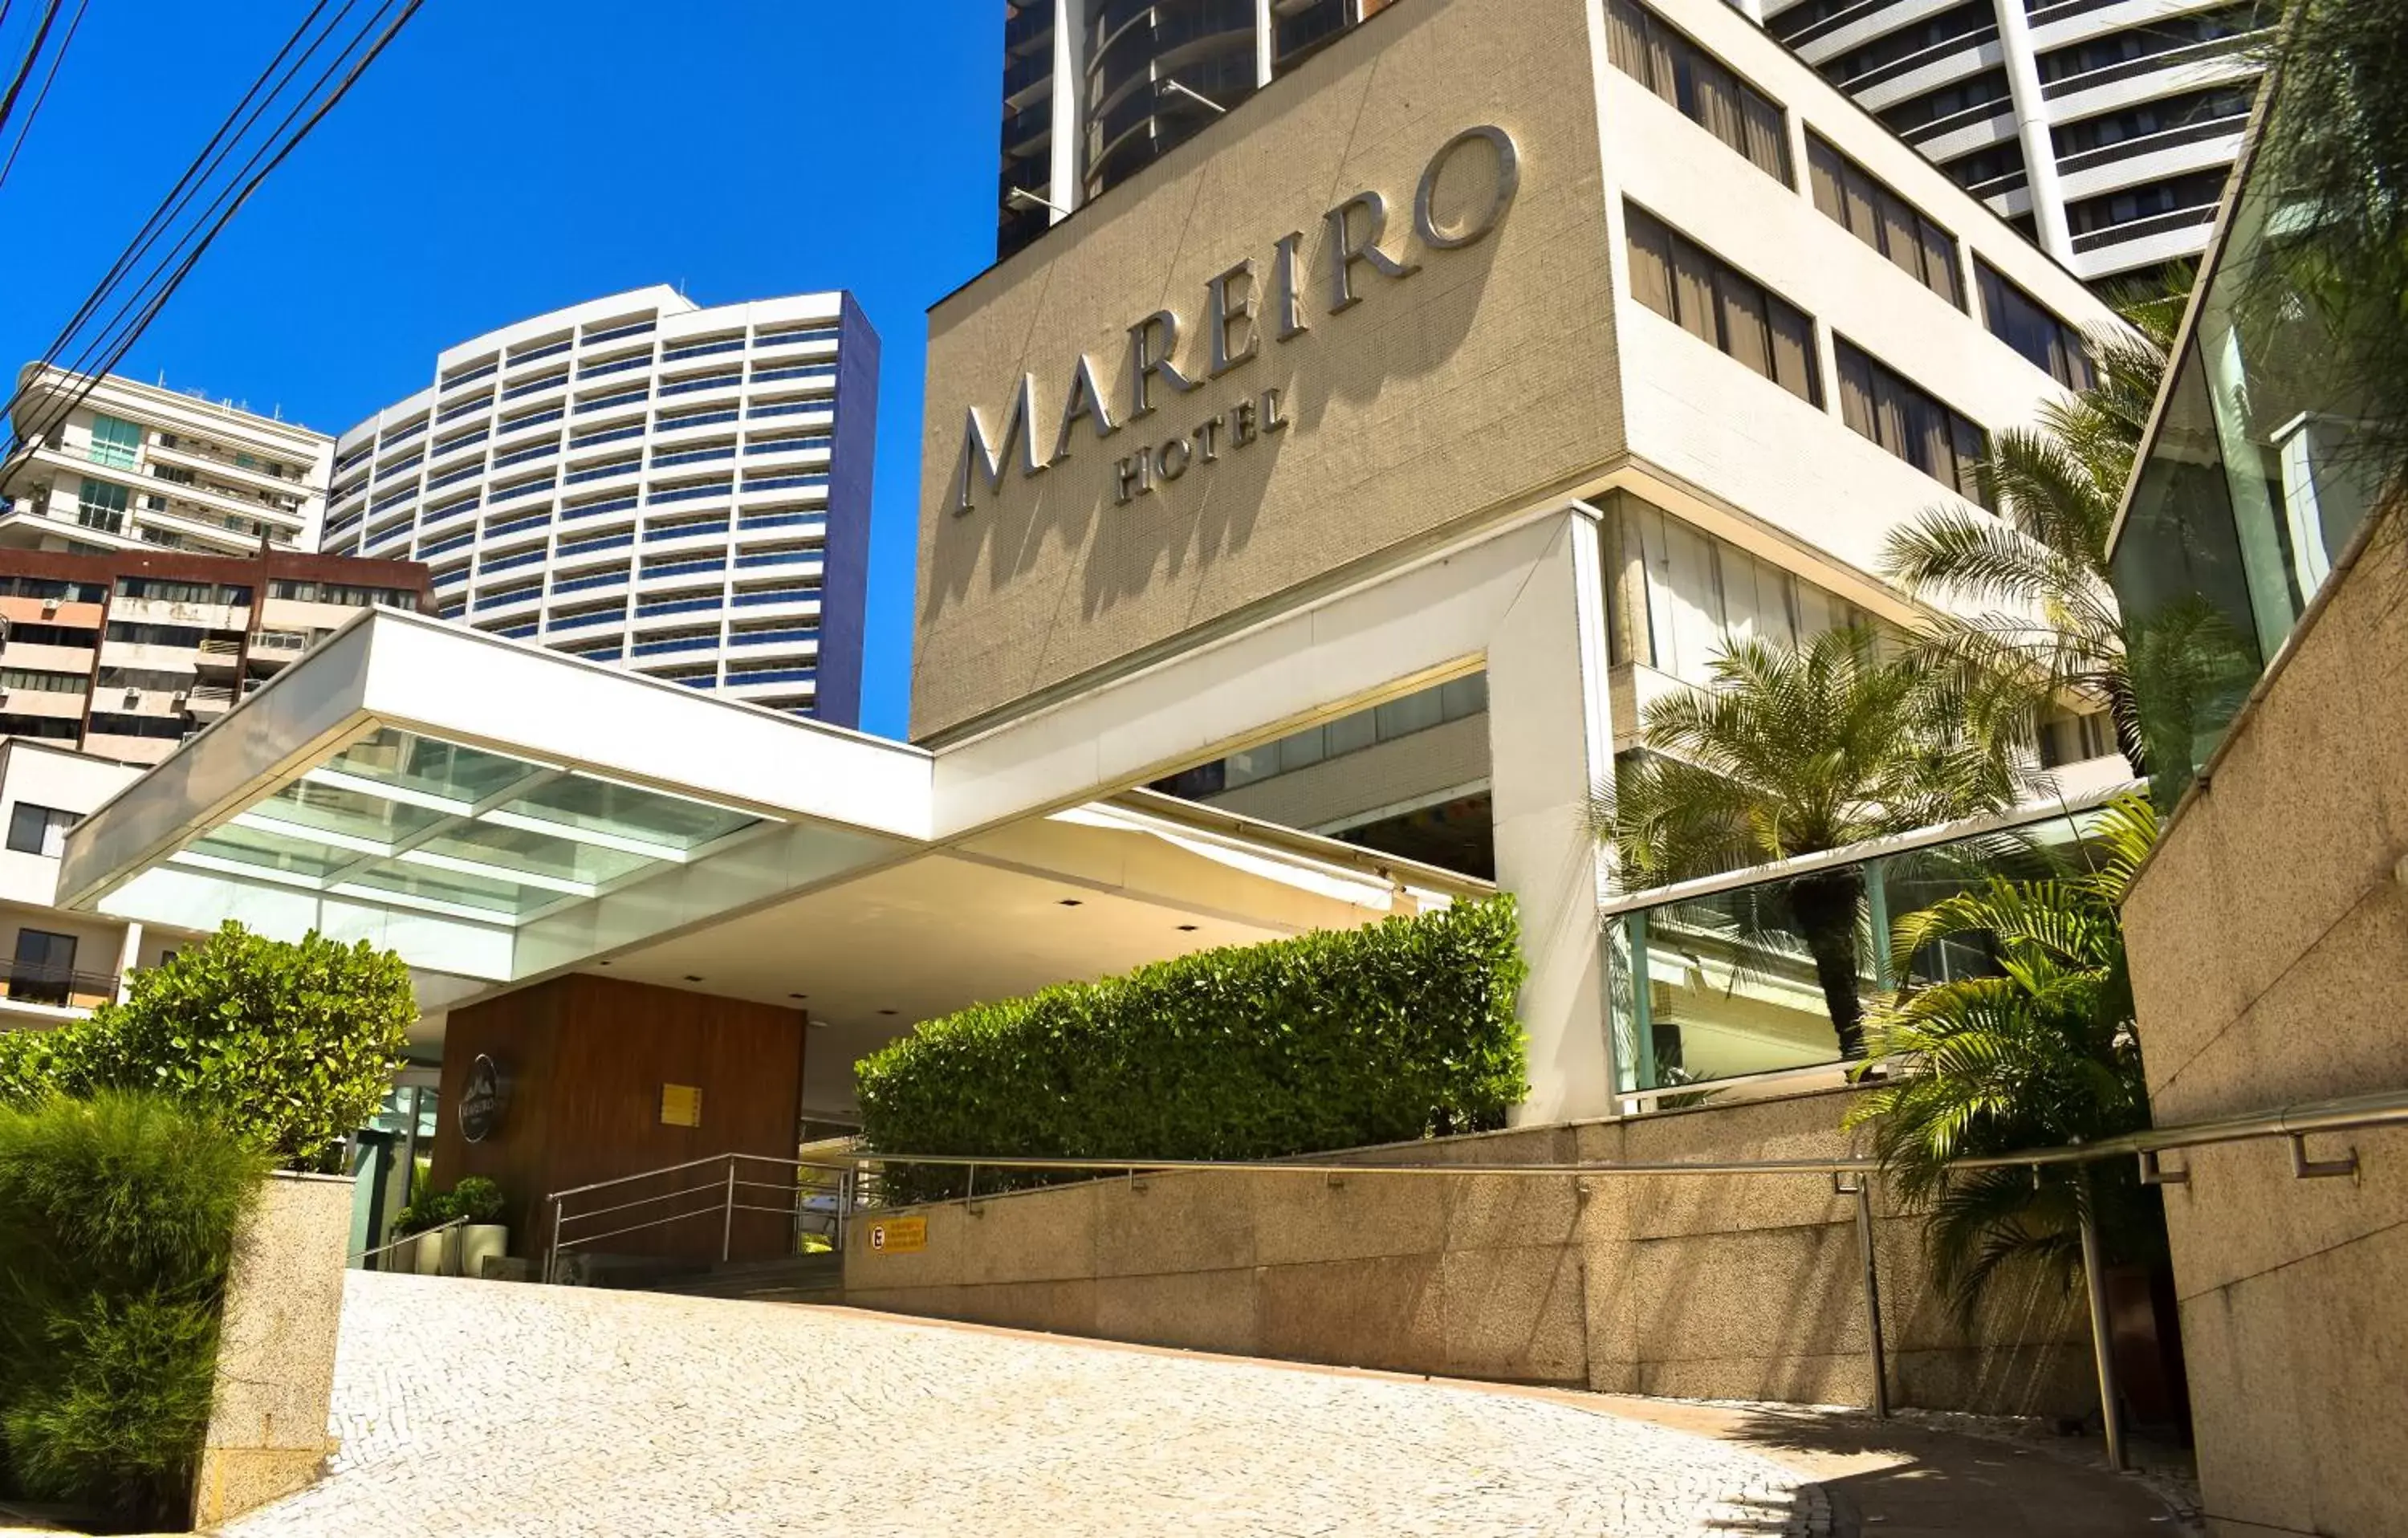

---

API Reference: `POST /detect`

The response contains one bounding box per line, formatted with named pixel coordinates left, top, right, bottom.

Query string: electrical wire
left=20, top=0, right=354, bottom=398
left=0, top=0, right=67, bottom=146
left=0, top=0, right=87, bottom=193
left=1, top=0, right=422, bottom=465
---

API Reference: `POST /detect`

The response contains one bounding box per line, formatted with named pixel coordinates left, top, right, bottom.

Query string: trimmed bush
left=856, top=897, right=1527, bottom=1202
left=0, top=1091, right=268, bottom=1528
left=4, top=922, right=415, bottom=1172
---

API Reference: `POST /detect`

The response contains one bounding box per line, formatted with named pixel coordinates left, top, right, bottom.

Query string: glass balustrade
left=1606, top=795, right=2135, bottom=1103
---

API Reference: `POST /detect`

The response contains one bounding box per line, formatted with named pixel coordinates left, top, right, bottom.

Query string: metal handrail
left=348, top=1213, right=464, bottom=1265
left=839, top=1086, right=2408, bottom=1474
left=841, top=1086, right=2408, bottom=1184
left=543, top=1151, right=864, bottom=1287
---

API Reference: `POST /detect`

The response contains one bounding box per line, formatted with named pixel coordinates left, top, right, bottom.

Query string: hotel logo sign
left=950, top=124, right=1522, bottom=515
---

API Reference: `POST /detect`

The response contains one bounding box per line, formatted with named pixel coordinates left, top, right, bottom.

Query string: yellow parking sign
left=867, top=1217, right=926, bottom=1254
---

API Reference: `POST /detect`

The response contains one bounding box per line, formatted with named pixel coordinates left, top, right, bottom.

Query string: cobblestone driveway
left=226, top=1271, right=1810, bottom=1537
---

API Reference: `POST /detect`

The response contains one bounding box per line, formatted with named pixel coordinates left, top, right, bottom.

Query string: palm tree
left=1843, top=795, right=2162, bottom=1318
left=1878, top=287, right=2184, bottom=779
left=1599, top=626, right=2028, bottom=1057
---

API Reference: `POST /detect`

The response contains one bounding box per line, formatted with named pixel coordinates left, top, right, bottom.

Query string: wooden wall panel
left=432, top=974, right=807, bottom=1270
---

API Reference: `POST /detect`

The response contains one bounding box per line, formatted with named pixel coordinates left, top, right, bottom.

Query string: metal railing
left=349, top=1213, right=464, bottom=1267
left=0, top=958, right=120, bottom=1007
left=836, top=1087, right=2408, bottom=1474
left=543, top=1153, right=865, bottom=1286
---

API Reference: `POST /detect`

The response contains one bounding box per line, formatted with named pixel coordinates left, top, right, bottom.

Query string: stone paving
left=224, top=1271, right=1816, bottom=1537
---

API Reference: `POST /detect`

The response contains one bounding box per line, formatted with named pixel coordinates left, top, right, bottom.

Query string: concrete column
left=1992, top=0, right=2075, bottom=261
left=1255, top=0, right=1275, bottom=87
left=1487, top=509, right=1620, bottom=1124
left=1051, top=0, right=1088, bottom=218
left=114, top=920, right=143, bottom=1002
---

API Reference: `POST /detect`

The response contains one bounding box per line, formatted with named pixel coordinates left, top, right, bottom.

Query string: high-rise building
left=321, top=287, right=877, bottom=727
left=0, top=366, right=332, bottom=557
left=997, top=0, right=1400, bottom=258
left=0, top=547, right=428, bottom=764
left=1754, top=0, right=2267, bottom=287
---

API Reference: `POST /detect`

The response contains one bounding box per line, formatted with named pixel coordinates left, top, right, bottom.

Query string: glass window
left=322, top=726, right=545, bottom=808
left=9, top=927, right=78, bottom=1003
left=87, top=415, right=142, bottom=468
left=76, top=477, right=129, bottom=531
left=6, top=803, right=75, bottom=857
left=1806, top=134, right=1963, bottom=308
left=1613, top=498, right=1873, bottom=687
left=493, top=775, right=756, bottom=853
left=1625, top=205, right=1821, bottom=405
left=1975, top=259, right=2093, bottom=389
left=1605, top=0, right=1791, bottom=183
left=1832, top=338, right=1991, bottom=502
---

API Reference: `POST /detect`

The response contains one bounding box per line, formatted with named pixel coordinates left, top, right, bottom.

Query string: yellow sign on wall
left=660, top=1083, right=702, bottom=1128
left=867, top=1217, right=926, bottom=1255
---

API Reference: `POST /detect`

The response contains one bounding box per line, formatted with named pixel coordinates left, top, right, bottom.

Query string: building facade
left=321, top=287, right=877, bottom=727
left=1755, top=0, right=2268, bottom=287
left=0, top=736, right=183, bottom=1026
left=0, top=547, right=428, bottom=766
left=951, top=0, right=2132, bottom=892
left=997, top=0, right=1401, bottom=258
left=1, top=366, right=332, bottom=558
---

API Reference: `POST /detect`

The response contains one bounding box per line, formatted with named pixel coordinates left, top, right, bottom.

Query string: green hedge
left=856, top=897, right=1527, bottom=1202
left=0, top=1091, right=267, bottom=1528
left=0, top=922, right=414, bottom=1172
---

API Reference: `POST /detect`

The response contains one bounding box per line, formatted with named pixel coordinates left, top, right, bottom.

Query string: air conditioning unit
left=40, top=598, right=59, bottom=615
left=172, top=690, right=190, bottom=710
left=123, top=687, right=140, bottom=706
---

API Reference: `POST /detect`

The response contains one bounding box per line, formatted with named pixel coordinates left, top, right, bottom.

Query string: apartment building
left=1755, top=0, right=2268, bottom=285
left=0, top=736, right=181, bottom=1026
left=0, top=548, right=429, bottom=765
left=997, top=0, right=1402, bottom=258
left=0, top=366, right=332, bottom=557
left=321, top=287, right=877, bottom=726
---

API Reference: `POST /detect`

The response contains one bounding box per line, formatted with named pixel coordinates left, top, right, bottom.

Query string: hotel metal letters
left=951, top=124, right=1521, bottom=515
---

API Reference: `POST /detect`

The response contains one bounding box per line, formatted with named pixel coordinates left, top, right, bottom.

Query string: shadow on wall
left=920, top=19, right=1511, bottom=637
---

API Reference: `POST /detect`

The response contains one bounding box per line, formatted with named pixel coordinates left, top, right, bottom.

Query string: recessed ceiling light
left=682, top=974, right=704, bottom=983
left=1178, top=924, right=1198, bottom=932
left=1059, top=898, right=1083, bottom=907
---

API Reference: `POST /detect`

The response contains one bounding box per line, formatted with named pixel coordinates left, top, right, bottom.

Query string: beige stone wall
left=913, top=0, right=1623, bottom=741
left=2122, top=519, right=2408, bottom=1538
left=845, top=1090, right=2092, bottom=1414
left=192, top=1171, right=353, bottom=1527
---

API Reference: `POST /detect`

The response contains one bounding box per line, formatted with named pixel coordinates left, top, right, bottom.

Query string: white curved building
left=321, top=287, right=877, bottom=726
left=1753, top=0, right=2265, bottom=286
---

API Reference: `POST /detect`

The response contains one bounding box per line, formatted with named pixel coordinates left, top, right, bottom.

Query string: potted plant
left=452, top=1175, right=510, bottom=1280
left=393, top=1186, right=458, bottom=1276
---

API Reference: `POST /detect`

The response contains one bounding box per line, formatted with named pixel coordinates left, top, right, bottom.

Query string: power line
left=21, top=0, right=348, bottom=374
left=0, top=0, right=87, bottom=193
left=29, top=0, right=373, bottom=404
left=1, top=0, right=423, bottom=469
left=0, top=0, right=67, bottom=146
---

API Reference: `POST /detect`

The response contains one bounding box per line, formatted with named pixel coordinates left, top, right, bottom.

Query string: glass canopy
left=174, top=725, right=771, bottom=925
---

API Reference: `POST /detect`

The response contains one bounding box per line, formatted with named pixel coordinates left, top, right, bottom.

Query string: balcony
left=0, top=958, right=120, bottom=1013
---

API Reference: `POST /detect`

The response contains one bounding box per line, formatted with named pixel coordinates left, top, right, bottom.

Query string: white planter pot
left=410, top=1229, right=451, bottom=1276
left=459, top=1223, right=508, bottom=1280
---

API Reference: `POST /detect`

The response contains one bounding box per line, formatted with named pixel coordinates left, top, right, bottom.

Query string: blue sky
left=0, top=2, right=999, bottom=739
